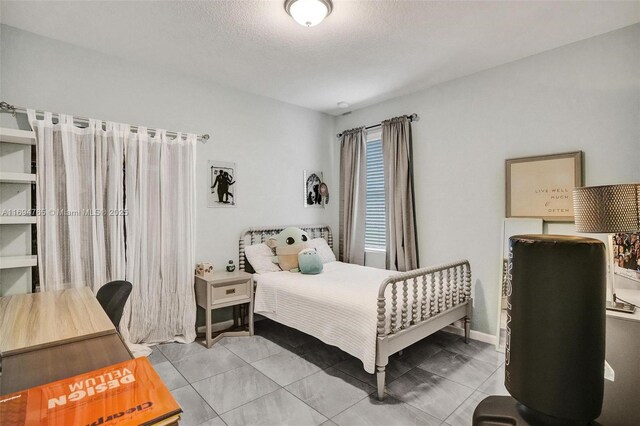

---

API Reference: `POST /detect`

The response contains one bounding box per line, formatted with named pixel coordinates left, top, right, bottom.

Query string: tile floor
left=149, top=319, right=508, bottom=426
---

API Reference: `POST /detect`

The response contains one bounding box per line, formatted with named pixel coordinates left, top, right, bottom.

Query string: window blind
left=365, top=138, right=386, bottom=250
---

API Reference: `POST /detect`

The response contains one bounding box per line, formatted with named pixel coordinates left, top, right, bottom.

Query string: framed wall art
left=303, top=170, right=324, bottom=208
left=506, top=151, right=582, bottom=221
left=208, top=160, right=237, bottom=208
left=610, top=232, right=640, bottom=284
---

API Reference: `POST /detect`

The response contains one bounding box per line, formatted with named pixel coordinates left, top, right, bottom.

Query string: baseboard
left=443, top=322, right=497, bottom=346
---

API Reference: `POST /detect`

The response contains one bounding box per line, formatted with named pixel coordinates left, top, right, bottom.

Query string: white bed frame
left=239, top=224, right=473, bottom=400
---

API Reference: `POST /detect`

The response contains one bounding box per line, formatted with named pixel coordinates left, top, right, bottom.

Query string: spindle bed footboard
left=374, top=260, right=472, bottom=399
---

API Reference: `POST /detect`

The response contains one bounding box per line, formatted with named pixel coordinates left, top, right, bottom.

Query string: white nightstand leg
left=206, top=283, right=212, bottom=348
left=249, top=301, right=254, bottom=336
left=234, top=306, right=240, bottom=328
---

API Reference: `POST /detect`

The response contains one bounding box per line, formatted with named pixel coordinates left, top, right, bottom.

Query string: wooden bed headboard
left=238, top=225, right=333, bottom=272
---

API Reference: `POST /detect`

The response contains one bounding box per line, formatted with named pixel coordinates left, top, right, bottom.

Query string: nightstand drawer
left=212, top=281, right=250, bottom=304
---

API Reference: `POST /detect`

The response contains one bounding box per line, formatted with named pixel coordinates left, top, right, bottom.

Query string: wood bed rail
left=376, top=260, right=472, bottom=337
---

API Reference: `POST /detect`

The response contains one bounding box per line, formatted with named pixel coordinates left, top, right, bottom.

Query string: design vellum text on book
left=0, top=357, right=181, bottom=426
left=47, top=366, right=135, bottom=409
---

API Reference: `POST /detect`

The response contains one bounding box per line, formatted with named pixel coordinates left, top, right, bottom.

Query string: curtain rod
left=0, top=101, right=210, bottom=143
left=336, top=113, right=419, bottom=138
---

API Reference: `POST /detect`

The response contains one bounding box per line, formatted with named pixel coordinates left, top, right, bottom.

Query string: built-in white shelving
left=1, top=127, right=38, bottom=294
left=0, top=216, right=36, bottom=224
left=0, top=255, right=38, bottom=269
left=0, top=172, right=37, bottom=183
left=0, top=128, right=36, bottom=145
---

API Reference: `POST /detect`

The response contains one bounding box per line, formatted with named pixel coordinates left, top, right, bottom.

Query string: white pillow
left=307, top=238, right=336, bottom=263
left=244, top=243, right=281, bottom=274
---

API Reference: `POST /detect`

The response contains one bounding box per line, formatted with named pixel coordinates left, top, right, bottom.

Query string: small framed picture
left=610, top=233, right=640, bottom=284
left=303, top=170, right=324, bottom=208
left=208, top=161, right=237, bottom=208
left=506, top=151, right=582, bottom=221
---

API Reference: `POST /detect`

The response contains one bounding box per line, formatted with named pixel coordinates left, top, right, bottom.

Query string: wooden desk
left=0, top=333, right=133, bottom=395
left=0, top=287, right=115, bottom=356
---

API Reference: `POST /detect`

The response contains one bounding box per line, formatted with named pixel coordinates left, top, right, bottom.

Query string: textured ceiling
left=1, top=1, right=639, bottom=115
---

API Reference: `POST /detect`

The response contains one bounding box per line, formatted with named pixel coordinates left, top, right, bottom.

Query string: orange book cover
left=0, top=357, right=181, bottom=426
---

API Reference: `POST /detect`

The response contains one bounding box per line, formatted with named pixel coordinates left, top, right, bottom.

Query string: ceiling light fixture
left=337, top=101, right=349, bottom=109
left=284, top=0, right=333, bottom=27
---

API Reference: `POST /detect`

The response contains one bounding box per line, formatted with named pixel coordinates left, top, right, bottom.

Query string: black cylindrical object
left=505, top=235, right=606, bottom=422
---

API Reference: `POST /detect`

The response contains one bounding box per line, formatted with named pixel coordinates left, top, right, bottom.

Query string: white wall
left=336, top=24, right=640, bottom=335
left=0, top=25, right=338, bottom=277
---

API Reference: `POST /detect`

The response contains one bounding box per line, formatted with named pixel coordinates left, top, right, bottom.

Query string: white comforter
left=254, top=261, right=397, bottom=373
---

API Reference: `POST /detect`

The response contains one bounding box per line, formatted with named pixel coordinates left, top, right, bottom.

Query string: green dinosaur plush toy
left=266, top=227, right=310, bottom=272
left=298, top=248, right=323, bottom=275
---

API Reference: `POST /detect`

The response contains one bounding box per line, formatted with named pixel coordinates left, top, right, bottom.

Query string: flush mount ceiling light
left=284, top=0, right=333, bottom=27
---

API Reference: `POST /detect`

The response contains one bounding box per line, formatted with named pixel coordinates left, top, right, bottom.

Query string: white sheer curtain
left=120, top=128, right=197, bottom=344
left=29, top=110, right=126, bottom=290
left=29, top=111, right=196, bottom=345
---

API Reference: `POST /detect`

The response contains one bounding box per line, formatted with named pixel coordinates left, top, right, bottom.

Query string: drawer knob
left=226, top=288, right=236, bottom=295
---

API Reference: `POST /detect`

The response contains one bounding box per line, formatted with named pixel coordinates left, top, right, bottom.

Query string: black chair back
left=96, top=280, right=132, bottom=330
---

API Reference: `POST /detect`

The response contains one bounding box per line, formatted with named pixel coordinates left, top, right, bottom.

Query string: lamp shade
left=573, top=184, right=640, bottom=233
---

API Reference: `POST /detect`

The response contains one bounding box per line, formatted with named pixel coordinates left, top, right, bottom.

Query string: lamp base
left=606, top=300, right=636, bottom=314
left=473, top=396, right=603, bottom=425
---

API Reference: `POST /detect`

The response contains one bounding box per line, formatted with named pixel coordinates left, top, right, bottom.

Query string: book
left=0, top=357, right=181, bottom=426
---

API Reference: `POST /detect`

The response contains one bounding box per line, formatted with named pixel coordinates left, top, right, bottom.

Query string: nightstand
left=194, top=270, right=254, bottom=348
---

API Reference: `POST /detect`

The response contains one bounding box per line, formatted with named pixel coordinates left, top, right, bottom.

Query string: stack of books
left=0, top=357, right=181, bottom=425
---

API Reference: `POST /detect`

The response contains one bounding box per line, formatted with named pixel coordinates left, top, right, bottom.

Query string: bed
left=239, top=224, right=473, bottom=400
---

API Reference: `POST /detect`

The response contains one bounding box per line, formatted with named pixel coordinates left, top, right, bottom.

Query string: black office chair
left=96, top=280, right=132, bottom=331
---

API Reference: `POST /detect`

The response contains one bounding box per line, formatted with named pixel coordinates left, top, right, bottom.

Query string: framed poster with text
left=506, top=151, right=583, bottom=222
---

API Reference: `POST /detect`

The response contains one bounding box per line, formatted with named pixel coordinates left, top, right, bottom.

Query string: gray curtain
left=339, top=128, right=366, bottom=265
left=382, top=116, right=418, bottom=271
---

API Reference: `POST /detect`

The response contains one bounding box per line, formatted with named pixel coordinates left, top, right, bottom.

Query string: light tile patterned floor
left=150, top=319, right=507, bottom=426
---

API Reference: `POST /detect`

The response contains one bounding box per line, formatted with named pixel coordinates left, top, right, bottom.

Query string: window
left=365, top=131, right=385, bottom=251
